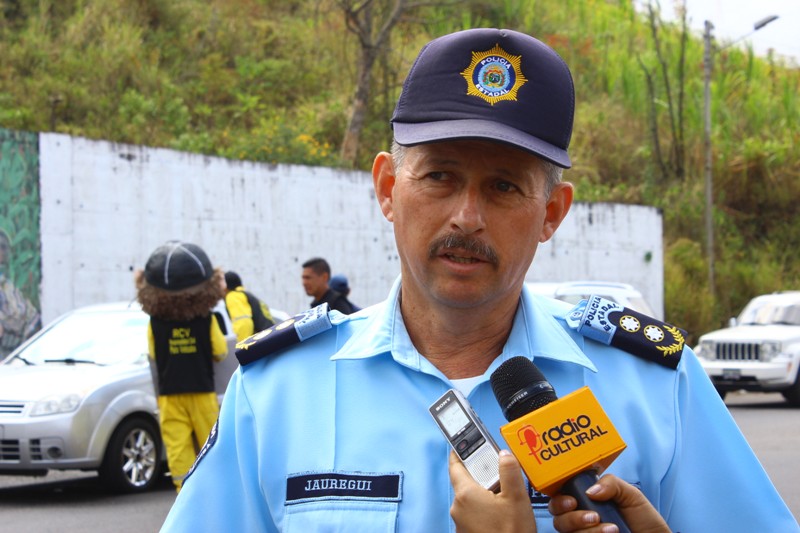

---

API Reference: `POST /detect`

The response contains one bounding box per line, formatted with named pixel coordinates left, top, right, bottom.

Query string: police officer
left=161, top=29, right=798, bottom=531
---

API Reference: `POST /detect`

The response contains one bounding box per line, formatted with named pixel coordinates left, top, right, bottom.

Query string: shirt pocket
left=533, top=506, right=557, bottom=533
left=283, top=500, right=398, bottom=533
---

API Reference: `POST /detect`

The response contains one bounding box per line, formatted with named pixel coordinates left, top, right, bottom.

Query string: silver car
left=0, top=301, right=237, bottom=493
left=526, top=281, right=659, bottom=319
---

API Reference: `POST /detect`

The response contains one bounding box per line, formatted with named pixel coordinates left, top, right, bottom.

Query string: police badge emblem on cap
left=461, top=44, right=527, bottom=105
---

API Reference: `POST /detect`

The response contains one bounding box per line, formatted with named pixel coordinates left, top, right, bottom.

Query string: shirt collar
left=331, top=277, right=596, bottom=374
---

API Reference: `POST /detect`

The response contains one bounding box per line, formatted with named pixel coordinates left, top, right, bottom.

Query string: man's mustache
left=428, top=234, right=499, bottom=266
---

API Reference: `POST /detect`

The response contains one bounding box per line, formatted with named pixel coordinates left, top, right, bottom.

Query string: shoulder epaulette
left=235, top=303, right=333, bottom=366
left=566, top=295, right=685, bottom=370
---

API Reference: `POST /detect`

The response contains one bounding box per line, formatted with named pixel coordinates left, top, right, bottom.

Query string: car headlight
left=760, top=341, right=782, bottom=362
left=29, top=393, right=83, bottom=417
left=696, top=340, right=716, bottom=360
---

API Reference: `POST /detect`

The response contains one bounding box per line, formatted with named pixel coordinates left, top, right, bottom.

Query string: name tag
left=528, top=484, right=551, bottom=508
left=286, top=471, right=403, bottom=504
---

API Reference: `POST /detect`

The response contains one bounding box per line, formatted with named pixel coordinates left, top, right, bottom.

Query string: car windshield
left=626, top=296, right=656, bottom=317
left=738, top=299, right=800, bottom=326
left=555, top=292, right=655, bottom=317
left=8, top=309, right=149, bottom=366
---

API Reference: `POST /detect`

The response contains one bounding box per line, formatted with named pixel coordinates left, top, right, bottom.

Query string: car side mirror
left=728, top=317, right=737, bottom=328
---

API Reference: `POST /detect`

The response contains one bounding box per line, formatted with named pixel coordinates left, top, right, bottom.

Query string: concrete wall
left=39, top=133, right=663, bottom=323
left=532, top=201, right=664, bottom=312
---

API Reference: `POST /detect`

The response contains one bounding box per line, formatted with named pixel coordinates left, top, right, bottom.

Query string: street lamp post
left=702, top=15, right=779, bottom=299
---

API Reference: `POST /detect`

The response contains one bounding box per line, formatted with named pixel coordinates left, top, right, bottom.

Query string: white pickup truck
left=695, top=291, right=800, bottom=405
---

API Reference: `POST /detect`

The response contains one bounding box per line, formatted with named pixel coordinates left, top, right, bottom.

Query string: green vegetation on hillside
left=1, top=0, right=798, bottom=340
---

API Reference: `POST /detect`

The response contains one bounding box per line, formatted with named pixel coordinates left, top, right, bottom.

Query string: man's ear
left=539, top=182, right=574, bottom=243
left=372, top=151, right=396, bottom=222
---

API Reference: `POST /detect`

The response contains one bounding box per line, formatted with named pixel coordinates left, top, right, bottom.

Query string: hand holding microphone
left=490, top=356, right=633, bottom=533
left=549, top=474, right=671, bottom=533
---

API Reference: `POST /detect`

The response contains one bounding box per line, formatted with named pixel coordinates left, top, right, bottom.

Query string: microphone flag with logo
left=490, top=356, right=631, bottom=532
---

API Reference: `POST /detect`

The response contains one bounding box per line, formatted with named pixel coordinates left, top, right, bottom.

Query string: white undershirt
left=449, top=375, right=484, bottom=397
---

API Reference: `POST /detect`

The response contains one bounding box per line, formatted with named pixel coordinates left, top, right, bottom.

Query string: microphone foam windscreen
left=490, top=356, right=557, bottom=420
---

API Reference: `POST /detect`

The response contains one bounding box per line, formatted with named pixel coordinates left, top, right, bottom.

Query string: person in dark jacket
left=301, top=257, right=354, bottom=314
left=329, top=273, right=361, bottom=312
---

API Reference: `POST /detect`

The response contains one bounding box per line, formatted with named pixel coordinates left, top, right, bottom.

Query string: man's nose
left=450, top=187, right=486, bottom=235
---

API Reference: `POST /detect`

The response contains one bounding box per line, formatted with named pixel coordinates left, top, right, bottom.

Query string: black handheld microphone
left=490, top=356, right=632, bottom=533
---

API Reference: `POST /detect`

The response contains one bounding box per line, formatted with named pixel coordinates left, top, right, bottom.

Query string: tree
left=336, top=0, right=457, bottom=167
left=637, top=0, right=688, bottom=183
left=337, top=0, right=407, bottom=166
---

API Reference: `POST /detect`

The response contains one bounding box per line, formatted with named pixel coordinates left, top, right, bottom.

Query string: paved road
left=0, top=391, right=797, bottom=531
left=724, top=390, right=800, bottom=520
left=0, top=471, right=175, bottom=532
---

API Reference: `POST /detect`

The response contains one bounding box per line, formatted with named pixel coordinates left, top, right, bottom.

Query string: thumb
left=448, top=449, right=475, bottom=492
left=497, top=449, right=529, bottom=500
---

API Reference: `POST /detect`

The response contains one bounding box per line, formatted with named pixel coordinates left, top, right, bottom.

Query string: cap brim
left=393, top=119, right=571, bottom=169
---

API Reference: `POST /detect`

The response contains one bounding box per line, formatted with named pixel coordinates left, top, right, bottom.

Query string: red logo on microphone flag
left=518, top=425, right=544, bottom=464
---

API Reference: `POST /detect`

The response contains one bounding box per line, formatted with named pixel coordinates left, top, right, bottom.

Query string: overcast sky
left=650, top=0, right=799, bottom=62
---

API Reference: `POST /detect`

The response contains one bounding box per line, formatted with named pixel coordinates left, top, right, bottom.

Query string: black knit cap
left=144, top=240, right=213, bottom=291
left=224, top=271, right=242, bottom=290
left=391, top=28, right=575, bottom=168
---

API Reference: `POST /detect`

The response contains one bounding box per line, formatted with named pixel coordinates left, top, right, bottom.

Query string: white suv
left=695, top=291, right=800, bottom=405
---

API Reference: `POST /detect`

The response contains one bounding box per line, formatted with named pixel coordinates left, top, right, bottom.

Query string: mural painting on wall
left=0, top=128, right=42, bottom=358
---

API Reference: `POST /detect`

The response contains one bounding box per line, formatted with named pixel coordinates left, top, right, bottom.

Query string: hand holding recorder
left=448, top=449, right=536, bottom=533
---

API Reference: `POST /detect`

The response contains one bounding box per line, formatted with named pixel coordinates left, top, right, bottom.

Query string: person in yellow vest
left=134, top=240, right=227, bottom=492
left=223, top=271, right=274, bottom=342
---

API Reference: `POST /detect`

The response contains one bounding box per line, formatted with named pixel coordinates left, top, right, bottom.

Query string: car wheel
left=781, top=373, right=800, bottom=407
left=99, top=417, right=162, bottom=493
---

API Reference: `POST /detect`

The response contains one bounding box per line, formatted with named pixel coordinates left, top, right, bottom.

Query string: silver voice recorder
left=429, top=388, right=501, bottom=492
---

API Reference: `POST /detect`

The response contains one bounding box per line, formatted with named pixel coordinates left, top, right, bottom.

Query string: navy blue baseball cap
left=391, top=28, right=574, bottom=168
left=329, top=274, right=349, bottom=293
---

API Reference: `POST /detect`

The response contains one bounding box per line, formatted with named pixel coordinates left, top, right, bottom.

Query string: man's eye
left=495, top=181, right=518, bottom=193
left=425, top=171, right=447, bottom=181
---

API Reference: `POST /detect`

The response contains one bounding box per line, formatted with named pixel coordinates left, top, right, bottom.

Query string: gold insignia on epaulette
left=644, top=325, right=664, bottom=342
left=656, top=325, right=685, bottom=357
left=568, top=295, right=686, bottom=370
left=619, top=315, right=640, bottom=333
left=236, top=317, right=299, bottom=352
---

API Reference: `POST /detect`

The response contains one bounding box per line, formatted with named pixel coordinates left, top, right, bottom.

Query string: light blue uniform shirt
left=162, top=279, right=798, bottom=532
